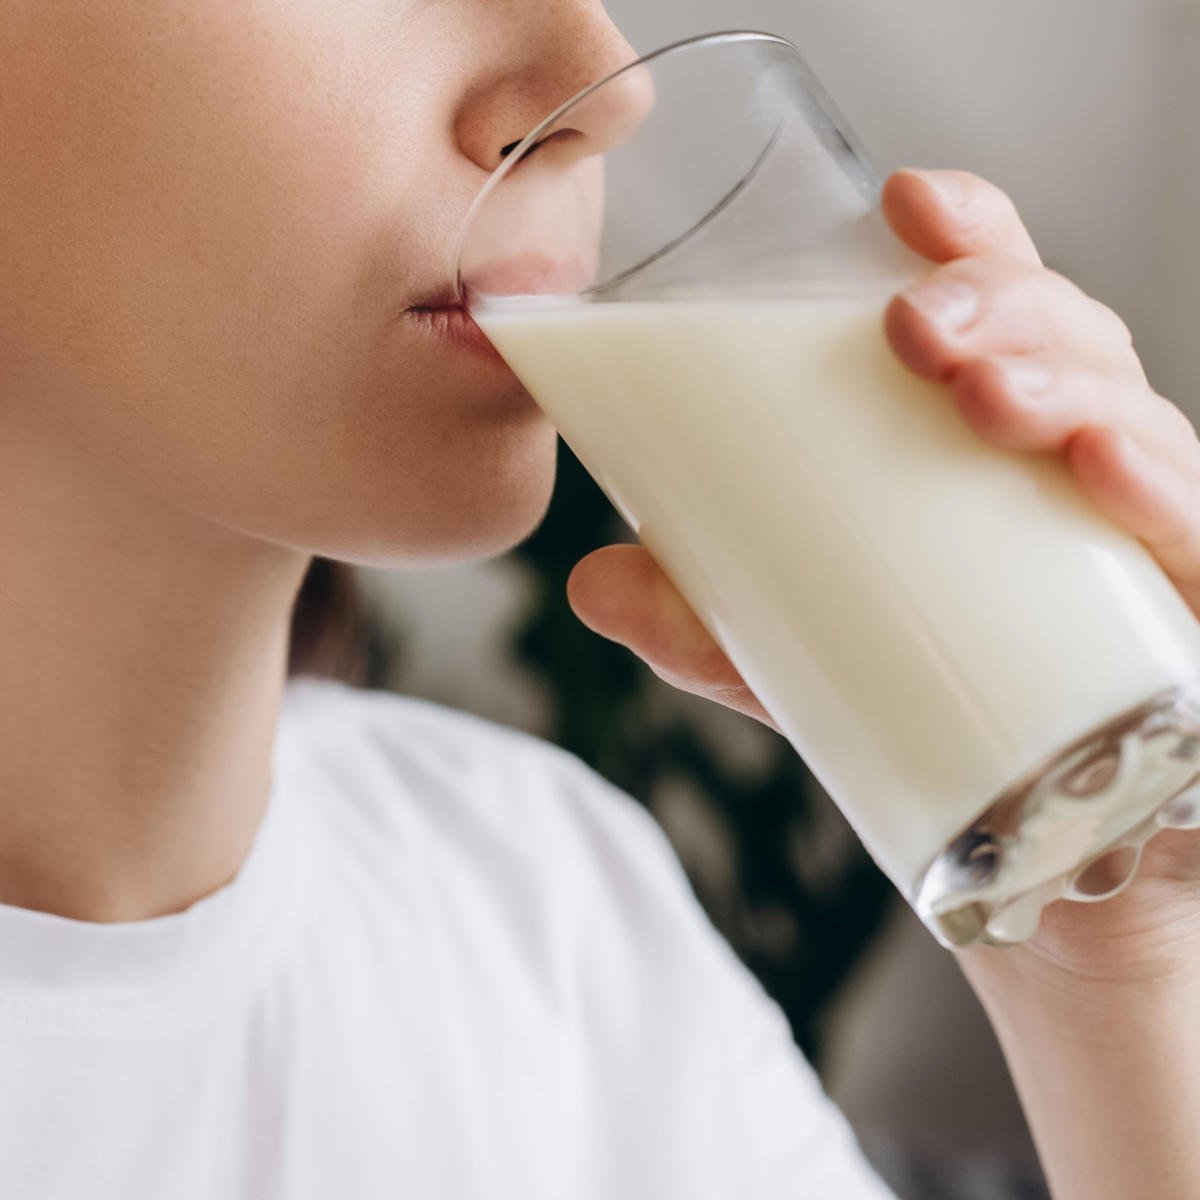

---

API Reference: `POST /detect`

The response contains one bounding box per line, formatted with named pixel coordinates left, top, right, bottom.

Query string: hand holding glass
left=454, top=33, right=1200, bottom=948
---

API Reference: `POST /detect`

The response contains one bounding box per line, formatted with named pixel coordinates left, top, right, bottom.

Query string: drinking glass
left=453, top=31, right=1200, bottom=948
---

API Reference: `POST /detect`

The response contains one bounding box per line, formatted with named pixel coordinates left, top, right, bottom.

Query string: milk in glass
left=478, top=295, right=1200, bottom=896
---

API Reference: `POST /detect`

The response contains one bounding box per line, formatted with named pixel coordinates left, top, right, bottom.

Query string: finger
left=886, top=255, right=1140, bottom=384
left=950, top=357, right=1197, bottom=475
left=566, top=545, right=780, bottom=730
left=1066, top=426, right=1200, bottom=610
left=882, top=169, right=1042, bottom=266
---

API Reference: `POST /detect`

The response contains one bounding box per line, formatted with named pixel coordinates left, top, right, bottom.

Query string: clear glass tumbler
left=454, top=31, right=1200, bottom=948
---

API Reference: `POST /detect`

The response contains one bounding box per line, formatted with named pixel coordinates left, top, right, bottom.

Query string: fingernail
left=996, top=359, right=1053, bottom=397
left=907, top=168, right=964, bottom=206
left=904, top=280, right=978, bottom=333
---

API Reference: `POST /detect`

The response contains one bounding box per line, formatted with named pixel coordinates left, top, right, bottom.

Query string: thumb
left=566, top=544, right=779, bottom=730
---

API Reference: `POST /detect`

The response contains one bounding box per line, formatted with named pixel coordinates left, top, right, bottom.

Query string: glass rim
left=451, top=29, right=801, bottom=303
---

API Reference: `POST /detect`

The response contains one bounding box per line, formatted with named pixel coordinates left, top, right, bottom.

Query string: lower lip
left=403, top=306, right=504, bottom=362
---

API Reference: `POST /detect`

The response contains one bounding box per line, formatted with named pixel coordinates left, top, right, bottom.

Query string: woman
left=1, top=2, right=1197, bottom=1197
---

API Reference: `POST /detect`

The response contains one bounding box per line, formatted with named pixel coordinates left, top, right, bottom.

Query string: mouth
left=402, top=290, right=503, bottom=362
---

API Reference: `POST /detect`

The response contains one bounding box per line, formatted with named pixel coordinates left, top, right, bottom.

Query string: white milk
left=478, top=297, right=1200, bottom=893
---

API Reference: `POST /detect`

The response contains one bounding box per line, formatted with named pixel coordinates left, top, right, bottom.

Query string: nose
left=454, top=2, right=643, bottom=173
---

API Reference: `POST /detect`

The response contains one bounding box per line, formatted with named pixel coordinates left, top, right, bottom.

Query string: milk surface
left=478, top=297, right=1200, bottom=891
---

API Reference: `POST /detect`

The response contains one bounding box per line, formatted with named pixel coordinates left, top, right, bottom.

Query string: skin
left=0, top=0, right=633, bottom=920
left=1, top=2, right=1198, bottom=1195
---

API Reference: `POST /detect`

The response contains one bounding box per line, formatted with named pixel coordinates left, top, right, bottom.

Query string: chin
left=337, top=425, right=559, bottom=569
left=426, top=486, right=556, bottom=567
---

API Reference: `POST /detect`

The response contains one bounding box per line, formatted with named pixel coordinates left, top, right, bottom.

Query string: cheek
left=0, top=0, right=444, bottom=439
left=1, top=1, right=549, bottom=563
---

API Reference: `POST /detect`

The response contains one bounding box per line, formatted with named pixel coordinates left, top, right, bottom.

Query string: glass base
left=913, top=685, right=1200, bottom=949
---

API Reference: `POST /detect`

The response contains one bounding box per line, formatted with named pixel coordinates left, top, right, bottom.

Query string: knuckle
left=1037, top=273, right=1141, bottom=360
left=961, top=176, right=1018, bottom=225
left=1160, top=397, right=1200, bottom=445
left=957, top=202, right=1016, bottom=254
left=1041, top=270, right=1131, bottom=340
left=985, top=187, right=1024, bottom=237
left=1092, top=299, right=1135, bottom=347
left=959, top=258, right=1053, bottom=343
left=953, top=204, right=1001, bottom=250
left=1040, top=268, right=1086, bottom=303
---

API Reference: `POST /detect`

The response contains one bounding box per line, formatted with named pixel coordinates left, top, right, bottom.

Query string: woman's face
left=0, top=1, right=634, bottom=565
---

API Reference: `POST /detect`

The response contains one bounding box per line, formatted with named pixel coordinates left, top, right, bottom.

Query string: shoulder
left=278, top=679, right=717, bottom=1025
left=277, top=679, right=687, bottom=916
left=276, top=679, right=744, bottom=1036
left=282, top=677, right=592, bottom=786
left=277, top=682, right=890, bottom=1197
left=280, top=678, right=647, bottom=828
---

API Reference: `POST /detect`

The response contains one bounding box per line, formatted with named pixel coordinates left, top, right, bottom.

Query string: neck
left=0, top=423, right=309, bottom=923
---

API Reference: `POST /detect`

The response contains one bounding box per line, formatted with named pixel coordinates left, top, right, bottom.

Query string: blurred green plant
left=513, top=440, right=892, bottom=1062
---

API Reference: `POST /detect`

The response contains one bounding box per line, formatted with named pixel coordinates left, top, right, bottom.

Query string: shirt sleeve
left=711, top=929, right=898, bottom=1199
left=543, top=750, right=897, bottom=1200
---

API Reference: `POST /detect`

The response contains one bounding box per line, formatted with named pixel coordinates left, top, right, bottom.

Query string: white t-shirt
left=0, top=681, right=893, bottom=1199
